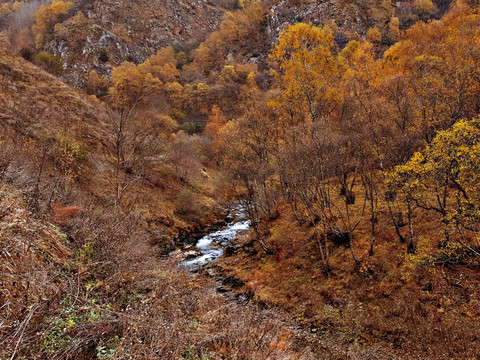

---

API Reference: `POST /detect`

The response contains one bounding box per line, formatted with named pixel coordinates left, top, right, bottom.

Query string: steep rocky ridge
left=2, top=0, right=455, bottom=86
left=50, top=0, right=231, bottom=85
left=266, top=0, right=454, bottom=43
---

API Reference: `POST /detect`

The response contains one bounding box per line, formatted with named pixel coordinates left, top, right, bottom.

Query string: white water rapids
left=180, top=205, right=251, bottom=270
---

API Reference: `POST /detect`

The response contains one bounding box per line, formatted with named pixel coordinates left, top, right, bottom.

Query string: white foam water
left=180, top=206, right=250, bottom=270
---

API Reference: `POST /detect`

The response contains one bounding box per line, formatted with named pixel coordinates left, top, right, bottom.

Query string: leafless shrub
left=95, top=107, right=163, bottom=210
left=168, top=132, right=207, bottom=183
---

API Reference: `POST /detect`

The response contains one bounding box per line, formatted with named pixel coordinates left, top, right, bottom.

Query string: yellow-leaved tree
left=204, top=105, right=227, bottom=137
left=269, top=23, right=339, bottom=123
left=86, top=70, right=110, bottom=98
left=109, top=61, right=162, bottom=109
left=104, top=62, right=162, bottom=208
left=138, top=46, right=180, bottom=83
left=389, top=117, right=480, bottom=254
left=33, top=0, right=73, bottom=48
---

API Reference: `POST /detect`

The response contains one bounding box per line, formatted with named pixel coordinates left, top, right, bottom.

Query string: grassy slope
left=0, top=34, right=226, bottom=358
left=1, top=1, right=480, bottom=355
left=0, top=31, right=221, bottom=232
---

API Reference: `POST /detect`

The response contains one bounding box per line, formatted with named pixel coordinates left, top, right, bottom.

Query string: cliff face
left=44, top=0, right=231, bottom=85
left=266, top=0, right=453, bottom=41
left=86, top=0, right=226, bottom=44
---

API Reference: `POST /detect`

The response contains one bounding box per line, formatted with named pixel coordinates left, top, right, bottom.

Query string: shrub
left=52, top=136, right=88, bottom=183
left=387, top=17, right=400, bottom=43
left=413, top=0, right=434, bottom=14
left=33, top=52, right=64, bottom=76
left=98, top=48, right=109, bottom=62
left=175, top=188, right=203, bottom=222
left=366, top=27, right=382, bottom=44
left=20, top=46, right=34, bottom=61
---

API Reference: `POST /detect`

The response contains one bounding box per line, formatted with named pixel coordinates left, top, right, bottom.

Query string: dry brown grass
left=0, top=187, right=339, bottom=359
left=1, top=20, right=479, bottom=359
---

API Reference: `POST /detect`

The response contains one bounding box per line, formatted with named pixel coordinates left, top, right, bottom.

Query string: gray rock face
left=47, top=0, right=228, bottom=84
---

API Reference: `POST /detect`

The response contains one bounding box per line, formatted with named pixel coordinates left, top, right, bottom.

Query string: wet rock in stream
left=178, top=204, right=251, bottom=270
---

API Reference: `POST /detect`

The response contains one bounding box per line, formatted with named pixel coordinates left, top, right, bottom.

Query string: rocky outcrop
left=266, top=0, right=453, bottom=45
left=47, top=0, right=229, bottom=85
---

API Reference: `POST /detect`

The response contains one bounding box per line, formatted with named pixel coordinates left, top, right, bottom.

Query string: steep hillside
left=267, top=0, right=453, bottom=39
left=0, top=33, right=108, bottom=141
left=0, top=33, right=368, bottom=360
left=3, top=0, right=229, bottom=85
left=0, top=187, right=73, bottom=333
left=0, top=32, right=265, bottom=360
left=2, top=0, right=480, bottom=359
left=0, top=33, right=220, bottom=236
left=1, top=0, right=234, bottom=85
left=52, top=0, right=232, bottom=83
left=2, top=0, right=454, bottom=87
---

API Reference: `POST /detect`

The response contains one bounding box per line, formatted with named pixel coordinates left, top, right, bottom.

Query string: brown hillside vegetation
left=209, top=1, right=480, bottom=358
left=0, top=32, right=218, bottom=229
left=0, top=30, right=371, bottom=360
left=0, top=0, right=453, bottom=85
left=0, top=36, right=108, bottom=140
left=0, top=34, right=392, bottom=359
left=217, top=194, right=480, bottom=358
left=1, top=0, right=480, bottom=359
left=0, top=33, right=238, bottom=358
left=1, top=0, right=234, bottom=85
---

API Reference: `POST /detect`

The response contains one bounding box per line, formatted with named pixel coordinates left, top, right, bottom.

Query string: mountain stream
left=180, top=204, right=251, bottom=270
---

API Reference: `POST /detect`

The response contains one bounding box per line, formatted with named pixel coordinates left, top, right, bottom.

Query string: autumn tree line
left=4, top=0, right=480, bottom=266
left=211, top=2, right=480, bottom=269
left=86, top=0, right=480, bottom=267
